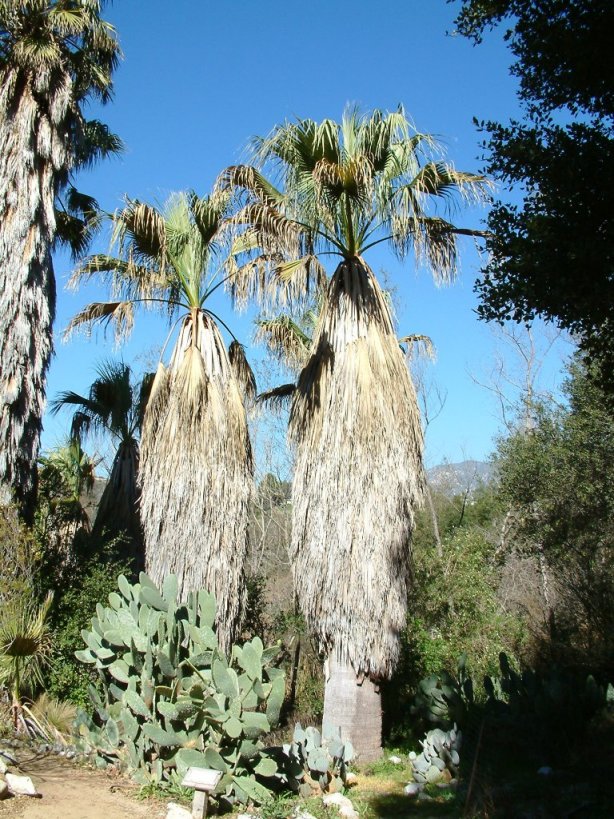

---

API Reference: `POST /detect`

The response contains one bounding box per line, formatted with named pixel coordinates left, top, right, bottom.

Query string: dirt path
left=0, top=755, right=167, bottom=819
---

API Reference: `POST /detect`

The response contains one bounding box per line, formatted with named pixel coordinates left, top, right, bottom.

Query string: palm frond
left=64, top=300, right=135, bottom=342
left=256, top=383, right=297, bottom=412
left=398, top=334, right=436, bottom=362
left=229, top=341, right=256, bottom=403
left=255, top=315, right=312, bottom=369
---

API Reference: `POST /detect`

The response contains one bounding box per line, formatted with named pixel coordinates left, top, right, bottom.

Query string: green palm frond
left=255, top=315, right=312, bottom=369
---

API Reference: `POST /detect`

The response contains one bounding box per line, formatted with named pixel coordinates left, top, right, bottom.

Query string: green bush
left=76, top=572, right=285, bottom=807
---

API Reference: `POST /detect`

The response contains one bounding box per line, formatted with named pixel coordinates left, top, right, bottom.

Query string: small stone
left=66, top=750, right=75, bottom=760
left=5, top=773, right=40, bottom=797
left=388, top=755, right=402, bottom=764
left=0, top=750, right=17, bottom=766
left=323, top=793, right=359, bottom=818
left=404, top=782, right=421, bottom=797
left=166, top=803, right=192, bottom=819
left=537, top=766, right=553, bottom=776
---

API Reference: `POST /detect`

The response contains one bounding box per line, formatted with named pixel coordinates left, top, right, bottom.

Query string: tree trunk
left=0, top=69, right=72, bottom=517
left=322, top=653, right=382, bottom=763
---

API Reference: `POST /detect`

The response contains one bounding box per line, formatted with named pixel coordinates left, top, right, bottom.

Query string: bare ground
left=0, top=755, right=167, bottom=819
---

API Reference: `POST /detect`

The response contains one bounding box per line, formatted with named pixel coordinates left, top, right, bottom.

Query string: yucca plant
left=67, top=191, right=255, bottom=650
left=220, top=106, right=489, bottom=759
left=0, top=591, right=53, bottom=729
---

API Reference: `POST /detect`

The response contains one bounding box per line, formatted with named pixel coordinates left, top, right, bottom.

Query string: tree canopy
left=452, top=0, right=614, bottom=393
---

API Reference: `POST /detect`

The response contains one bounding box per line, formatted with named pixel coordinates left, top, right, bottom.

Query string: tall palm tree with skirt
left=219, top=107, right=489, bottom=759
left=0, top=0, right=120, bottom=518
left=67, top=191, right=255, bottom=649
left=50, top=361, right=152, bottom=571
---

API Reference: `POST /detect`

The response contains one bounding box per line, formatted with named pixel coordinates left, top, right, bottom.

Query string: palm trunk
left=141, top=312, right=253, bottom=651
left=94, top=441, right=143, bottom=572
left=323, top=653, right=382, bottom=763
left=290, top=258, right=425, bottom=759
left=0, top=68, right=72, bottom=518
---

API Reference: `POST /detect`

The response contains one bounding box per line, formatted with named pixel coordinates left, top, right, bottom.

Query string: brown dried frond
left=63, top=301, right=134, bottom=342
left=398, top=334, right=436, bottom=362
left=289, top=258, right=425, bottom=679
left=256, top=383, right=297, bottom=412
left=141, top=310, right=253, bottom=650
left=229, top=341, right=256, bottom=404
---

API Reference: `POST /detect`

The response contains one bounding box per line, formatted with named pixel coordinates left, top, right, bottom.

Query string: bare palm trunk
left=0, top=69, right=72, bottom=517
left=323, top=653, right=382, bottom=763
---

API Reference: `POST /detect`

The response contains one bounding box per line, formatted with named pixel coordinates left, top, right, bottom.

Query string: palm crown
left=220, top=106, right=488, bottom=308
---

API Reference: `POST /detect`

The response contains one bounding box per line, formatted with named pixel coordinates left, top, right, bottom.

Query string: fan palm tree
left=67, top=191, right=255, bottom=649
left=220, top=107, right=489, bottom=759
left=50, top=361, right=151, bottom=570
left=0, top=1, right=120, bottom=518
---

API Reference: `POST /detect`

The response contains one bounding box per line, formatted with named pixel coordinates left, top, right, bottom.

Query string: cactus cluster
left=75, top=573, right=285, bottom=806
left=410, top=725, right=461, bottom=785
left=411, top=654, right=473, bottom=730
left=276, top=723, right=354, bottom=797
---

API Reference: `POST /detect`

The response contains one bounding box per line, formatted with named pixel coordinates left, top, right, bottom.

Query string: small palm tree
left=67, top=191, right=255, bottom=648
left=0, top=0, right=120, bottom=517
left=36, top=439, right=96, bottom=566
left=220, top=107, right=488, bottom=758
left=50, top=361, right=151, bottom=570
left=0, top=591, right=53, bottom=730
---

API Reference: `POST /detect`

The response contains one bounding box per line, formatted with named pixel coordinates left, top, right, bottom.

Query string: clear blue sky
left=44, top=0, right=570, bottom=469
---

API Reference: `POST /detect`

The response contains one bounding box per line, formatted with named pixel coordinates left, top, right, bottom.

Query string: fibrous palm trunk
left=140, top=311, right=253, bottom=651
left=94, top=440, right=143, bottom=573
left=0, top=68, right=72, bottom=517
left=289, top=258, right=425, bottom=761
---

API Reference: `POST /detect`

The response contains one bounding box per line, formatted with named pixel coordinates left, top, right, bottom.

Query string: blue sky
left=44, top=0, right=571, bottom=469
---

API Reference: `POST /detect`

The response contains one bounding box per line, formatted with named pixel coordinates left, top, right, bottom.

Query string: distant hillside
left=426, top=460, right=494, bottom=497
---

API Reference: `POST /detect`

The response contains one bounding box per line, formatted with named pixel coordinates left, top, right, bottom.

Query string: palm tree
left=67, top=191, right=255, bottom=649
left=0, top=1, right=120, bottom=518
left=36, top=438, right=96, bottom=567
left=50, top=361, right=151, bottom=570
left=220, top=107, right=488, bottom=759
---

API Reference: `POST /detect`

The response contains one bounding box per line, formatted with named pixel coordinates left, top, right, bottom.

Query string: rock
left=0, top=758, right=6, bottom=775
left=0, top=779, right=9, bottom=800
left=404, top=782, right=422, bottom=797
left=5, top=773, right=41, bottom=797
left=0, top=750, right=17, bottom=766
left=166, top=803, right=192, bottom=819
left=344, top=772, right=358, bottom=786
left=322, top=793, right=359, bottom=818
left=537, top=766, right=553, bottom=776
left=388, top=755, right=402, bottom=764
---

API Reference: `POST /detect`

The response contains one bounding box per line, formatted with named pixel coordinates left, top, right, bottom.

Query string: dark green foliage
left=76, top=573, right=285, bottom=806
left=452, top=0, right=614, bottom=391
left=44, top=555, right=130, bottom=707
left=496, top=361, right=614, bottom=668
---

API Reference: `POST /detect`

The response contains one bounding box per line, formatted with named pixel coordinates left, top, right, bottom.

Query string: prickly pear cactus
left=276, top=723, right=355, bottom=797
left=75, top=573, right=285, bottom=806
left=410, top=725, right=461, bottom=786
